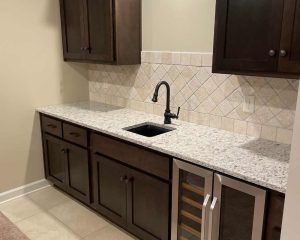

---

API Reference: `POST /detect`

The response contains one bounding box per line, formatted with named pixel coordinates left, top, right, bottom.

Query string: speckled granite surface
left=37, top=101, right=291, bottom=193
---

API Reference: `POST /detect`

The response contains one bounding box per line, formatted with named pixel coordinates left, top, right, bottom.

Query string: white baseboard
left=0, top=179, right=51, bottom=204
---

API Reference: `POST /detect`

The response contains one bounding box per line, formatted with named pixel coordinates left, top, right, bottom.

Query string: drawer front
left=63, top=123, right=88, bottom=147
left=91, top=133, right=171, bottom=180
left=41, top=116, right=62, bottom=137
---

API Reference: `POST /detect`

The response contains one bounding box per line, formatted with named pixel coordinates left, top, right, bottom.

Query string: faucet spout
left=152, top=81, right=180, bottom=124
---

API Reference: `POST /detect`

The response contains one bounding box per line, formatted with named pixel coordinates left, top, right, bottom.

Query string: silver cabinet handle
left=201, top=194, right=211, bottom=240
left=208, top=197, right=218, bottom=240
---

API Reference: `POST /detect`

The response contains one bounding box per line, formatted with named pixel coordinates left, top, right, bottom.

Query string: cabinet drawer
left=63, top=123, right=88, bottom=147
left=41, top=116, right=62, bottom=137
left=91, top=133, right=171, bottom=180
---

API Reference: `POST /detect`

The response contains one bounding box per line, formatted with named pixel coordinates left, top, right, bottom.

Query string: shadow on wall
left=23, top=0, right=89, bottom=187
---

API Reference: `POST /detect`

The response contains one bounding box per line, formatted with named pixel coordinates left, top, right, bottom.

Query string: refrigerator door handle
left=208, top=197, right=218, bottom=240
left=201, top=194, right=211, bottom=240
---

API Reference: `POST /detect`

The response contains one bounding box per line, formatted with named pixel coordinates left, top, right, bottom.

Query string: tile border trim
left=0, top=179, right=51, bottom=204
left=141, top=51, right=213, bottom=66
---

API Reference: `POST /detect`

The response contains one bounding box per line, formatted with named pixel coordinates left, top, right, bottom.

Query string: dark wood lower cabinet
left=65, top=142, right=90, bottom=204
left=43, top=134, right=67, bottom=191
left=92, top=154, right=127, bottom=226
left=127, top=168, right=170, bottom=240
left=92, top=154, right=170, bottom=240
left=43, top=133, right=90, bottom=204
left=41, top=115, right=285, bottom=240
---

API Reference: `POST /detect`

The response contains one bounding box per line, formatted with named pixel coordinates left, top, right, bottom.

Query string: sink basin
left=124, top=123, right=174, bottom=137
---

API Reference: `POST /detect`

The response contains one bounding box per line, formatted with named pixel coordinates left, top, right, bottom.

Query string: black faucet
left=152, top=81, right=180, bottom=124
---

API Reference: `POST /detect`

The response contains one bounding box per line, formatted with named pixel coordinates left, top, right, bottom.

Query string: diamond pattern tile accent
left=88, top=51, right=298, bottom=144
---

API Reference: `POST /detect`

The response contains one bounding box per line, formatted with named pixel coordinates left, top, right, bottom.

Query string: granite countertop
left=37, top=101, right=291, bottom=193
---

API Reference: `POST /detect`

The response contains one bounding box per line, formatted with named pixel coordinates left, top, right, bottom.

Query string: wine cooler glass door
left=172, top=159, right=213, bottom=240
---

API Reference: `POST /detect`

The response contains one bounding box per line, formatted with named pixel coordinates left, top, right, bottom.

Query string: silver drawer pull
left=201, top=194, right=211, bottom=240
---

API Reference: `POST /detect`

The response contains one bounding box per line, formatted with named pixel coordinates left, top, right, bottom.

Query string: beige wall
left=281, top=87, right=300, bottom=239
left=142, top=0, right=216, bottom=52
left=0, top=0, right=89, bottom=193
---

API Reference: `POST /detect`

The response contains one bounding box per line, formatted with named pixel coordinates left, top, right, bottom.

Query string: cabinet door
left=65, top=142, right=90, bottom=204
left=43, top=134, right=66, bottom=190
left=127, top=169, right=170, bottom=240
left=213, top=0, right=283, bottom=73
left=60, top=0, right=86, bottom=60
left=92, top=154, right=127, bottom=226
left=210, top=174, right=266, bottom=240
left=278, top=0, right=300, bottom=73
left=85, top=0, right=114, bottom=62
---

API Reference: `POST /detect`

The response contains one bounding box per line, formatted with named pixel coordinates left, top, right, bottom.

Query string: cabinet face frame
left=171, top=159, right=214, bottom=240
left=210, top=174, right=266, bottom=240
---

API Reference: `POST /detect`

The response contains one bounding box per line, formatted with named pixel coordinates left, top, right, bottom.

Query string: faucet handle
left=176, top=107, right=181, bottom=119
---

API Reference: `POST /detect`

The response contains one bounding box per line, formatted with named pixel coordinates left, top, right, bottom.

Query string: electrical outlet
left=243, top=96, right=255, bottom=113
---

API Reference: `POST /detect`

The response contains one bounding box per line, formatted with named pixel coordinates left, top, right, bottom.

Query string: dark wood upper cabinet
left=279, top=0, right=300, bottom=73
left=59, top=0, right=141, bottom=64
left=213, top=0, right=300, bottom=77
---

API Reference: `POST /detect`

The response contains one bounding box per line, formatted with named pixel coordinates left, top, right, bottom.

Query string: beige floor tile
left=27, top=187, right=70, bottom=210
left=48, top=200, right=108, bottom=237
left=0, top=196, right=43, bottom=223
left=16, top=212, right=80, bottom=240
left=84, top=225, right=137, bottom=240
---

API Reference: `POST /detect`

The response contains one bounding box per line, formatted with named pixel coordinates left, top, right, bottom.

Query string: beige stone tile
left=261, top=126, right=277, bottom=141
left=181, top=85, right=193, bottom=100
left=276, top=128, right=293, bottom=144
left=220, top=78, right=237, bottom=97
left=276, top=110, right=295, bottom=128
left=196, top=97, right=216, bottom=113
left=84, top=225, right=137, bottom=240
left=202, top=53, right=213, bottom=67
left=0, top=196, right=43, bottom=223
left=180, top=53, right=191, bottom=65
left=203, top=77, right=217, bottom=94
left=149, top=52, right=162, bottom=64
left=167, top=65, right=180, bottom=81
left=174, top=92, right=186, bottom=107
left=198, top=113, right=210, bottom=126
left=190, top=53, right=202, bottom=66
left=210, top=88, right=226, bottom=105
left=234, top=120, right=247, bottom=135
left=188, top=75, right=203, bottom=91
left=247, top=123, right=262, bottom=138
left=161, top=52, right=172, bottom=64
left=278, top=84, right=298, bottom=110
left=181, top=67, right=196, bottom=82
left=195, top=68, right=212, bottom=84
left=27, top=187, right=70, bottom=210
left=183, top=95, right=201, bottom=111
left=210, top=115, right=222, bottom=129
left=172, top=53, right=181, bottom=65
left=195, top=86, right=209, bottom=103
left=48, top=201, right=109, bottom=238
left=16, top=212, right=80, bottom=240
left=219, top=99, right=234, bottom=116
left=221, top=117, right=234, bottom=132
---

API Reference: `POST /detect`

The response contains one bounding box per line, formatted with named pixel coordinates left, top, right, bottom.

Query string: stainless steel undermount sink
left=124, top=123, right=175, bottom=137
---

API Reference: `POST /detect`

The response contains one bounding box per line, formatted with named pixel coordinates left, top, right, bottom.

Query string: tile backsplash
left=89, top=51, right=299, bottom=144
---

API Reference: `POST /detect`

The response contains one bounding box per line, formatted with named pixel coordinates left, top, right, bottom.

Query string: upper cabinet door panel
left=213, top=0, right=283, bottom=73
left=60, top=0, right=85, bottom=59
left=279, top=0, right=300, bottom=73
left=85, top=0, right=114, bottom=62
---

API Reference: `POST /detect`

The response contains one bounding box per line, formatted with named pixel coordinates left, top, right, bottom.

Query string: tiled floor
left=0, top=186, right=137, bottom=240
